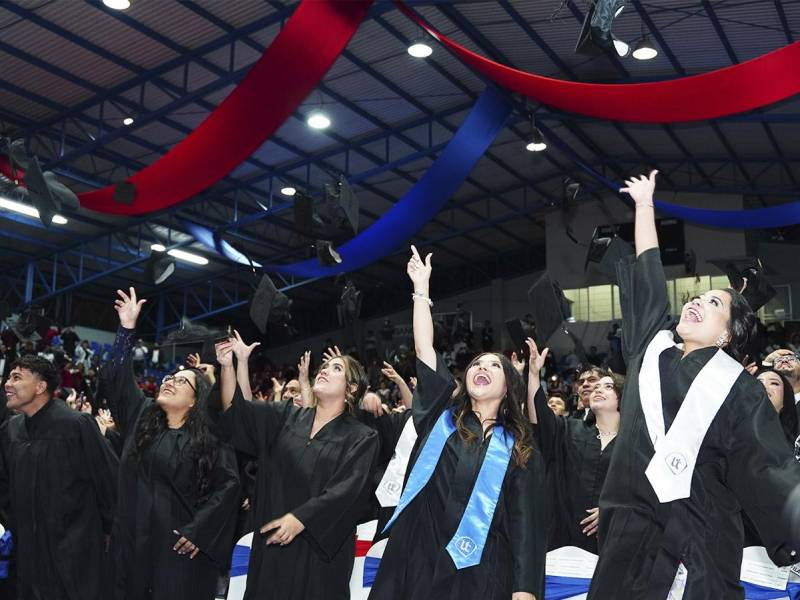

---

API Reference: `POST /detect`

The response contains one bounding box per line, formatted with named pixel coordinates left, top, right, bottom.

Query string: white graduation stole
left=639, top=330, right=743, bottom=503
left=375, top=417, right=418, bottom=508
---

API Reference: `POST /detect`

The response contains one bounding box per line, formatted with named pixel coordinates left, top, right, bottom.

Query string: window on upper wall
left=562, top=278, right=791, bottom=323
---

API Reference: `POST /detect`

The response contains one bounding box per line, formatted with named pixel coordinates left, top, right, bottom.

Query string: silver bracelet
left=412, top=292, right=433, bottom=307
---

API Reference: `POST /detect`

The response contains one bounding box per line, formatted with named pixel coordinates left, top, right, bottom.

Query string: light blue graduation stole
left=382, top=407, right=515, bottom=569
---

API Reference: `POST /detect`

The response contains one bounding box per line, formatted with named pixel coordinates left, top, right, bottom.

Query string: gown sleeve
left=101, top=325, right=149, bottom=438
left=291, top=427, right=380, bottom=561
left=220, top=386, right=294, bottom=457
left=727, top=381, right=800, bottom=565
left=508, top=448, right=547, bottom=596
left=616, top=247, right=672, bottom=360
left=77, top=413, right=119, bottom=535
left=411, top=352, right=456, bottom=436
left=178, top=444, right=241, bottom=567
left=531, top=385, right=566, bottom=463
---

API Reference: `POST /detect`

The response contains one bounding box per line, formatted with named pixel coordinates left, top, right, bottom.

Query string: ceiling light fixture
left=122, top=117, right=134, bottom=126
left=102, top=0, right=131, bottom=10
left=525, top=111, right=547, bottom=152
left=280, top=186, right=297, bottom=197
left=307, top=111, right=331, bottom=130
left=632, top=34, right=658, bottom=60
left=408, top=40, right=433, bottom=58
left=167, top=248, right=209, bottom=266
left=150, top=243, right=166, bottom=252
left=0, top=197, right=68, bottom=225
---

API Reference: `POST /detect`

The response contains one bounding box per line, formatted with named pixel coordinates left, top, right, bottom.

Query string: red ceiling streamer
left=74, top=0, right=373, bottom=215
left=395, top=0, right=800, bottom=124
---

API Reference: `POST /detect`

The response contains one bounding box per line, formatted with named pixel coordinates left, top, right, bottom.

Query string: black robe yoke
left=533, top=386, right=614, bottom=553
left=588, top=249, right=800, bottom=600
left=0, top=399, right=117, bottom=600
left=103, top=326, right=240, bottom=600
left=368, top=355, right=546, bottom=600
left=221, top=389, right=380, bottom=600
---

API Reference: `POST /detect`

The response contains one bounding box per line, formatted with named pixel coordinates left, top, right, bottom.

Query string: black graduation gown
left=368, top=355, right=546, bottom=600
left=355, top=408, right=414, bottom=534
left=221, top=388, right=380, bottom=600
left=103, top=326, right=240, bottom=600
left=588, top=248, right=800, bottom=600
left=533, top=386, right=614, bottom=553
left=0, top=398, right=117, bottom=600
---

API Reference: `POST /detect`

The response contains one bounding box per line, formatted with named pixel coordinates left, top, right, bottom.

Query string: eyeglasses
left=161, top=374, right=196, bottom=392
left=774, top=354, right=800, bottom=364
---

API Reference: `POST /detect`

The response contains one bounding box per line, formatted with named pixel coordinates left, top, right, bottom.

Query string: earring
left=715, top=333, right=728, bottom=348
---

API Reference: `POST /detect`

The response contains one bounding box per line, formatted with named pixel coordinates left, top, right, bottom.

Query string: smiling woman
left=367, top=246, right=546, bottom=600
left=102, top=287, right=241, bottom=600
left=587, top=173, right=800, bottom=600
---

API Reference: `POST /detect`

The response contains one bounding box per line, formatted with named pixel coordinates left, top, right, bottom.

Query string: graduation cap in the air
left=527, top=271, right=574, bottom=345
left=25, top=156, right=60, bottom=227
left=144, top=252, right=176, bottom=285
left=323, top=175, right=359, bottom=235
left=316, top=240, right=342, bottom=267
left=584, top=228, right=634, bottom=284
left=707, top=256, right=776, bottom=312
left=249, top=274, right=292, bottom=334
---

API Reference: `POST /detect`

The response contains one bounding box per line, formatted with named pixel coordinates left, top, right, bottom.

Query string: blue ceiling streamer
left=181, top=219, right=262, bottom=267
left=537, top=121, right=800, bottom=230
left=262, top=86, right=513, bottom=277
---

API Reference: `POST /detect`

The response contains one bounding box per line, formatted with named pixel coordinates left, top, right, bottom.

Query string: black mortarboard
left=527, top=271, right=573, bottom=345
left=316, top=240, right=342, bottom=267
left=25, top=155, right=59, bottom=227
left=144, top=252, right=176, bottom=285
left=584, top=228, right=634, bottom=284
left=159, top=318, right=227, bottom=362
left=337, top=177, right=359, bottom=235
left=707, top=256, right=776, bottom=312
left=293, top=192, right=314, bottom=237
left=505, top=319, right=529, bottom=355
left=113, top=181, right=137, bottom=205
left=249, top=274, right=292, bottom=334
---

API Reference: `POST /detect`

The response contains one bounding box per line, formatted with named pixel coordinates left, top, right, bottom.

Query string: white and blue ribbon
left=383, top=407, right=514, bottom=570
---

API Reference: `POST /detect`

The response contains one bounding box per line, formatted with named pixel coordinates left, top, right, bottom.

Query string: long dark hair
left=757, top=367, right=798, bottom=446
left=129, top=367, right=218, bottom=504
left=452, top=352, right=533, bottom=467
left=722, top=287, right=758, bottom=363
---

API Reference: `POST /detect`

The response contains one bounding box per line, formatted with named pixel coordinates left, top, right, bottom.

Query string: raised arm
left=215, top=339, right=235, bottom=411
left=104, top=287, right=149, bottom=436
left=381, top=361, right=413, bottom=409
left=524, top=338, right=549, bottom=426
left=231, top=329, right=260, bottom=400
left=297, top=350, right=314, bottom=407
left=620, top=170, right=659, bottom=256
left=408, top=245, right=435, bottom=370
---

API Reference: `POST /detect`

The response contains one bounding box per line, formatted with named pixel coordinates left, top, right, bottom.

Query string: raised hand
left=114, top=287, right=147, bottom=329
left=253, top=390, right=269, bottom=402
left=215, top=340, right=234, bottom=367
left=407, top=245, right=432, bottom=293
left=297, top=350, right=311, bottom=386
left=620, top=170, right=658, bottom=207
left=186, top=353, right=201, bottom=368
left=195, top=363, right=216, bottom=386
left=380, top=361, right=401, bottom=383
left=510, top=352, right=525, bottom=376
left=321, top=346, right=342, bottom=363
left=525, top=337, right=549, bottom=373
left=231, top=329, right=260, bottom=361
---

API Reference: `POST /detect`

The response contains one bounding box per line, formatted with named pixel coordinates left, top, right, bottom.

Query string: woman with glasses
left=102, top=288, right=240, bottom=600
